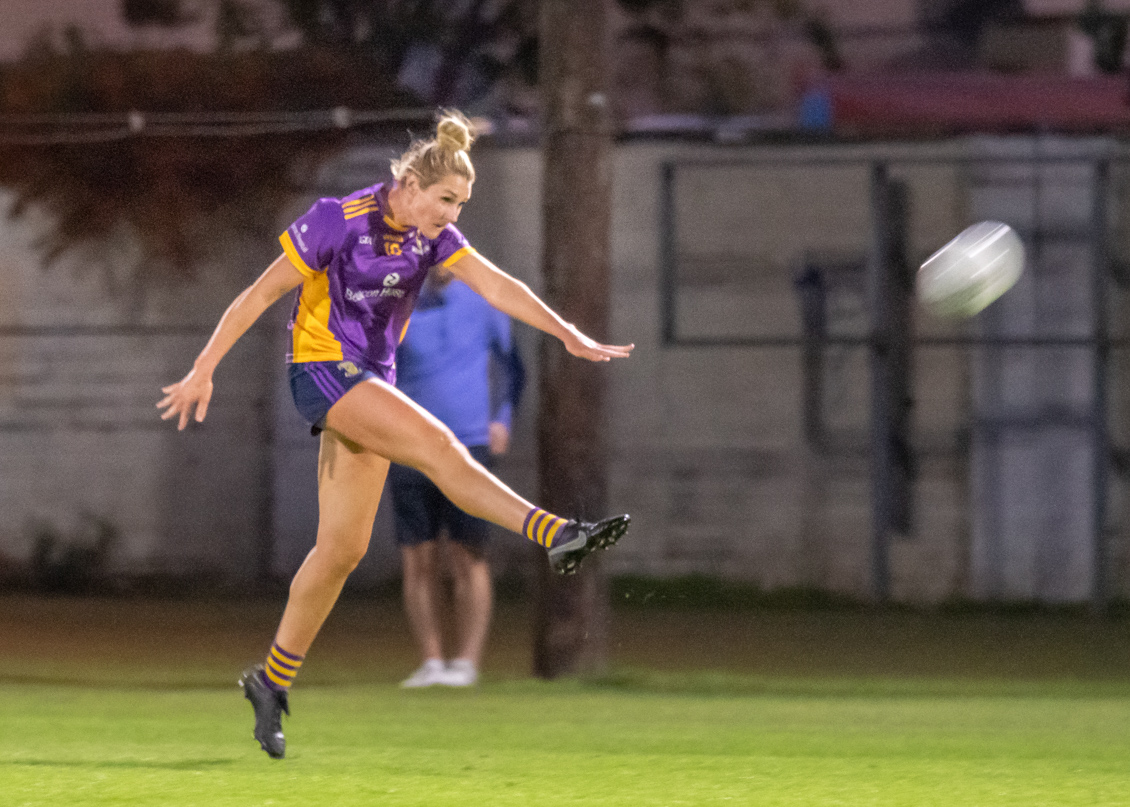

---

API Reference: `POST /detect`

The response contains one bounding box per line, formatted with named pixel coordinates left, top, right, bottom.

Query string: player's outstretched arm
left=447, top=251, right=634, bottom=363
left=157, top=254, right=305, bottom=430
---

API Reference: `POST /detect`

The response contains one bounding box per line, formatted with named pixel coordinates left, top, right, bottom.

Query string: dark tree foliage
left=1079, top=2, right=1129, bottom=75
left=932, top=0, right=1023, bottom=47
left=277, top=0, right=540, bottom=106
left=0, top=0, right=541, bottom=287
left=0, top=46, right=416, bottom=285
left=122, top=0, right=196, bottom=27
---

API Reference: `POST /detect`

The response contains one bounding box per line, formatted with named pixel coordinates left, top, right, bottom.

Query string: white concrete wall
left=4, top=135, right=1129, bottom=603
left=601, top=141, right=972, bottom=600
left=463, top=137, right=1127, bottom=603
left=0, top=189, right=279, bottom=584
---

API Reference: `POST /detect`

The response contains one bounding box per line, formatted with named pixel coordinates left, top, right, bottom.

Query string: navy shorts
left=288, top=360, right=380, bottom=435
left=389, top=444, right=494, bottom=552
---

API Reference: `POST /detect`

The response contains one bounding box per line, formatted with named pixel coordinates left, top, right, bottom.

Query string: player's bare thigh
left=324, top=376, right=463, bottom=471
left=314, top=428, right=390, bottom=560
left=324, top=376, right=533, bottom=534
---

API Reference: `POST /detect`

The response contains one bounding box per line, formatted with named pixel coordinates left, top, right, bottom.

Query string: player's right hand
left=157, top=367, right=214, bottom=431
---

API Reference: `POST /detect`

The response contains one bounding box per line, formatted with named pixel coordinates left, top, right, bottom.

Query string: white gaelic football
left=917, top=221, right=1024, bottom=318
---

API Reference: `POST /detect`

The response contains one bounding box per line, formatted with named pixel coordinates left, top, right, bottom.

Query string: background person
left=156, top=111, right=632, bottom=759
left=391, top=265, right=525, bottom=688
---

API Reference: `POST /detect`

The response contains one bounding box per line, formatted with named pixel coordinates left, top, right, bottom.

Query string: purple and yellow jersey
left=278, top=182, right=475, bottom=382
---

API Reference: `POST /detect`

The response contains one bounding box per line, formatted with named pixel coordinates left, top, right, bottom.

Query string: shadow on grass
left=0, top=673, right=243, bottom=691
left=1, top=758, right=237, bottom=770
left=577, top=667, right=1130, bottom=700
left=611, top=574, right=1130, bottom=618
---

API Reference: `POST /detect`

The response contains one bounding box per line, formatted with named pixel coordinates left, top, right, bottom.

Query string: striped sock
left=523, top=508, right=573, bottom=548
left=260, top=642, right=304, bottom=692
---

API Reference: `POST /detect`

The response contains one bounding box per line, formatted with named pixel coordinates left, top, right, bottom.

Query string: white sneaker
left=400, top=658, right=447, bottom=688
left=439, top=659, right=478, bottom=687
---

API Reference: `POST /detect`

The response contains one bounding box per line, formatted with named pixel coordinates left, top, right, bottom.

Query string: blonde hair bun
left=435, top=112, right=475, bottom=153
left=390, top=109, right=477, bottom=186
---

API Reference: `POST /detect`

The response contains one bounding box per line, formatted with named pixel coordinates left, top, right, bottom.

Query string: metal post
left=868, top=162, right=893, bottom=602
left=868, top=162, right=914, bottom=602
left=659, top=162, right=677, bottom=345
left=1091, top=158, right=1110, bottom=615
left=795, top=262, right=828, bottom=449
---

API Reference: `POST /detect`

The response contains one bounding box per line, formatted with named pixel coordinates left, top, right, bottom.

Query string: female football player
left=157, top=110, right=632, bottom=759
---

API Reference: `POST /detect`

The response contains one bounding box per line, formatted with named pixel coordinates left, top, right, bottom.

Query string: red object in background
left=827, top=73, right=1130, bottom=135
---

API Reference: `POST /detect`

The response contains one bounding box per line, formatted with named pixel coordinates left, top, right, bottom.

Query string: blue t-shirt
left=395, top=278, right=524, bottom=447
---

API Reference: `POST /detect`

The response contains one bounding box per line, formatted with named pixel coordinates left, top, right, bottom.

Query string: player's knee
left=313, top=538, right=368, bottom=576
left=415, top=430, right=471, bottom=479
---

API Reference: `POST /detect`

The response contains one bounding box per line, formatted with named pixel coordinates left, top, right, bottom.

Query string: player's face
left=406, top=174, right=472, bottom=239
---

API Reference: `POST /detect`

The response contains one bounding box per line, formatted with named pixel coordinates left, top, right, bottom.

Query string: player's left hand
left=562, top=324, right=634, bottom=362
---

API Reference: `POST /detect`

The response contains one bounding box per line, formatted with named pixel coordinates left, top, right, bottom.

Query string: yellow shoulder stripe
left=280, top=231, right=319, bottom=279
left=342, top=193, right=375, bottom=211
left=442, top=245, right=476, bottom=268
left=344, top=203, right=379, bottom=221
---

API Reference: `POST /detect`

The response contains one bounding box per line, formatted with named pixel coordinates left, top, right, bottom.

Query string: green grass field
left=3, top=591, right=1130, bottom=806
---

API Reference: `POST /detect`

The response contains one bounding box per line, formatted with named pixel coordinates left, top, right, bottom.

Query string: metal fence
left=658, top=142, right=1130, bottom=608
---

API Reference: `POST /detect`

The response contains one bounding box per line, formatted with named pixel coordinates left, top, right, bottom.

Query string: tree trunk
left=533, top=0, right=614, bottom=680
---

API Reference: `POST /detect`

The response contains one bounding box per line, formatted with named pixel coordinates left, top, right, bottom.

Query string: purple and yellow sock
left=523, top=508, right=573, bottom=548
left=261, top=642, right=304, bottom=692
